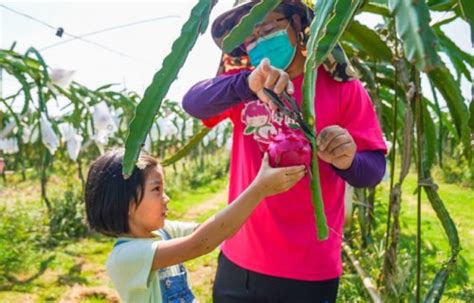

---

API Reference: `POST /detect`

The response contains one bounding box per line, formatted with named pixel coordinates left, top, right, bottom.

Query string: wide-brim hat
left=211, top=0, right=313, bottom=57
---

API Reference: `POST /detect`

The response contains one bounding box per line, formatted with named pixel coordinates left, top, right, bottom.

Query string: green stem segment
left=302, top=65, right=328, bottom=240
left=302, top=0, right=360, bottom=240
left=414, top=68, right=422, bottom=303
left=263, top=87, right=327, bottom=239
left=122, top=0, right=216, bottom=177
left=309, top=137, right=329, bottom=240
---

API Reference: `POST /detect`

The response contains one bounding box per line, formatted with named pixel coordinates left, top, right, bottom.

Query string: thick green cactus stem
left=309, top=136, right=329, bottom=240
left=302, top=0, right=360, bottom=240
left=122, top=0, right=216, bottom=178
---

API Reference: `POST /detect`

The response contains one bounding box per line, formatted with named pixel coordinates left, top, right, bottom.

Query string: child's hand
left=252, top=153, right=306, bottom=197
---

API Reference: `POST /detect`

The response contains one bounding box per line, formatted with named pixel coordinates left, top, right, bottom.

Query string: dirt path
left=186, top=189, right=228, bottom=302
left=185, top=190, right=228, bottom=220
left=60, top=285, right=119, bottom=303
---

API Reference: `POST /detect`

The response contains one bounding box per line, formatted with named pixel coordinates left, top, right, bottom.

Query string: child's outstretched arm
left=151, top=153, right=305, bottom=270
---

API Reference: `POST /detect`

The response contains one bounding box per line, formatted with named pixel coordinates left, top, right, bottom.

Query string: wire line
left=40, top=15, right=180, bottom=51
left=1, top=4, right=176, bottom=63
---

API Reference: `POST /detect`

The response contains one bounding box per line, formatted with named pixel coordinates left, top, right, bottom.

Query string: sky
left=1, top=0, right=235, bottom=103
left=0, top=0, right=472, bottom=110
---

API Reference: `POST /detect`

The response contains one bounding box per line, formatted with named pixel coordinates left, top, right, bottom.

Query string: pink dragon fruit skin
left=268, top=128, right=312, bottom=168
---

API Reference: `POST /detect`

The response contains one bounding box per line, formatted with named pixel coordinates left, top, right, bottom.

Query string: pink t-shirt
left=203, top=67, right=386, bottom=281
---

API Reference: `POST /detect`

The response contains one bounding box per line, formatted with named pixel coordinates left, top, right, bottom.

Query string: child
left=85, top=149, right=305, bottom=302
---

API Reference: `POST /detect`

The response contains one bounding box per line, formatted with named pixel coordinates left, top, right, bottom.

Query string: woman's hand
left=317, top=125, right=357, bottom=170
left=247, top=59, right=294, bottom=111
left=251, top=153, right=306, bottom=197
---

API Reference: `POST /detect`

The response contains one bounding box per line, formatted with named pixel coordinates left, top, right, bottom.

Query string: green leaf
left=431, top=12, right=457, bottom=27
left=62, top=86, right=89, bottom=129
left=366, top=0, right=389, bottom=5
left=422, top=98, right=437, bottom=170
left=343, top=20, right=393, bottom=62
left=428, top=79, right=446, bottom=166
left=360, top=1, right=390, bottom=16
left=0, top=95, right=21, bottom=128
left=421, top=168, right=461, bottom=279
left=413, top=0, right=442, bottom=71
left=162, top=127, right=211, bottom=167
left=9, top=65, right=33, bottom=115
left=427, top=0, right=456, bottom=11
left=351, top=58, right=379, bottom=100
left=389, top=0, right=426, bottom=70
left=122, top=0, right=216, bottom=177
left=24, top=47, right=50, bottom=83
left=469, top=98, right=474, bottom=134
left=424, top=267, right=449, bottom=303
left=94, top=83, right=119, bottom=92
left=428, top=65, right=471, bottom=161
left=434, top=27, right=473, bottom=82
left=222, top=0, right=282, bottom=53
left=303, top=0, right=336, bottom=123
left=304, top=0, right=361, bottom=129
left=312, top=0, right=361, bottom=69
left=435, top=28, right=473, bottom=67
left=459, top=0, right=474, bottom=44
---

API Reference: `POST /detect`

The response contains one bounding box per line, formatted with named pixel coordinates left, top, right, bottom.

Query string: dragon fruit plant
left=268, top=127, right=312, bottom=168
left=263, top=88, right=328, bottom=241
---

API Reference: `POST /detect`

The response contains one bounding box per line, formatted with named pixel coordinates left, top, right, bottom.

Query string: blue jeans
left=159, top=265, right=195, bottom=303
left=157, top=228, right=195, bottom=303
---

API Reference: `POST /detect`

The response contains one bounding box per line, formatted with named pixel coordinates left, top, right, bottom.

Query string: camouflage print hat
left=211, top=0, right=357, bottom=82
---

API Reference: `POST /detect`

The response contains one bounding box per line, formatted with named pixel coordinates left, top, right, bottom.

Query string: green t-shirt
left=106, top=220, right=199, bottom=303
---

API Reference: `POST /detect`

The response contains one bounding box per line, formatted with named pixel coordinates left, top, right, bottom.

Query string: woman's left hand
left=316, top=125, right=356, bottom=170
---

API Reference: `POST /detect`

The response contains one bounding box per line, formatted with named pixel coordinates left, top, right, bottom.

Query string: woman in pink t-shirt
left=183, top=1, right=387, bottom=302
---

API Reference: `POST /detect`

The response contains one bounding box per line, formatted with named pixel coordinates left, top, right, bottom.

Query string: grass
left=347, top=171, right=474, bottom=302
left=0, top=169, right=228, bottom=303
left=0, top=164, right=472, bottom=302
left=398, top=174, right=473, bottom=276
left=0, top=236, right=115, bottom=302
left=166, top=177, right=227, bottom=219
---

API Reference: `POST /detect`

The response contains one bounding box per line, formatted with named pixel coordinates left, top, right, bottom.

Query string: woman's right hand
left=247, top=59, right=294, bottom=111
left=251, top=153, right=306, bottom=197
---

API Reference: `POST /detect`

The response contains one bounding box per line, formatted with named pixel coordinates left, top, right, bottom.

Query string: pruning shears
left=262, top=88, right=315, bottom=139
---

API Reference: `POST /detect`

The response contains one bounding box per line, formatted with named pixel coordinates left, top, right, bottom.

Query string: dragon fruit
left=268, top=127, right=312, bottom=168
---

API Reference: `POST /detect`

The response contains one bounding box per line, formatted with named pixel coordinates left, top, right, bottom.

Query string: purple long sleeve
left=333, top=150, right=386, bottom=188
left=182, top=70, right=256, bottom=119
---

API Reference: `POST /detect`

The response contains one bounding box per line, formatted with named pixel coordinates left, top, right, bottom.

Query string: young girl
left=85, top=149, right=305, bottom=302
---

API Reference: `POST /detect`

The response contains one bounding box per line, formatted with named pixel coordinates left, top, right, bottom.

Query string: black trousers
left=213, top=252, right=339, bottom=303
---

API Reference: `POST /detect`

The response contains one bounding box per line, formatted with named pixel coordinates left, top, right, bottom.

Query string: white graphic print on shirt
left=241, top=100, right=299, bottom=149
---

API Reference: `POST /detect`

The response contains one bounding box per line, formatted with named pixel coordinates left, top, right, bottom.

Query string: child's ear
left=128, top=203, right=136, bottom=217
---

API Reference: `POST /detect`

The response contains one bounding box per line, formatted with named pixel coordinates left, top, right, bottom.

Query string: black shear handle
left=262, top=88, right=315, bottom=139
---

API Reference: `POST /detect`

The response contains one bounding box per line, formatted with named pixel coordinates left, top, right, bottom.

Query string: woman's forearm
left=333, top=150, right=386, bottom=187
left=182, top=70, right=255, bottom=119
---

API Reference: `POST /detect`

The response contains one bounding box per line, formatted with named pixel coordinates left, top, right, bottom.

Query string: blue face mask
left=247, top=28, right=297, bottom=70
